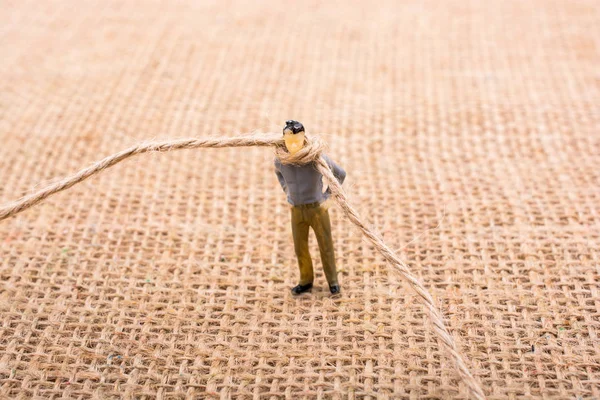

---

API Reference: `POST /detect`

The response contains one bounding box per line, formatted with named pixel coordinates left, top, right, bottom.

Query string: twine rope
left=0, top=133, right=485, bottom=399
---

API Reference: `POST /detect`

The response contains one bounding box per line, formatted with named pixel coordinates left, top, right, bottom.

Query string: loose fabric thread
left=0, top=133, right=485, bottom=399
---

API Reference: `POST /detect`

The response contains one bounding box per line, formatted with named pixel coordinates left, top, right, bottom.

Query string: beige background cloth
left=1, top=0, right=599, bottom=398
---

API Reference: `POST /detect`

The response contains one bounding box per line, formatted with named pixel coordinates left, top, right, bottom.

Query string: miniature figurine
left=274, top=120, right=346, bottom=295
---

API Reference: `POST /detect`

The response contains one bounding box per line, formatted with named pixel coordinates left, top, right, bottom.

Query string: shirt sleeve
left=274, top=158, right=288, bottom=193
left=322, top=154, right=346, bottom=185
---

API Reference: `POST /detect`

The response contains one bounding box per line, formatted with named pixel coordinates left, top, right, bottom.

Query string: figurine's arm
left=322, top=154, right=346, bottom=185
left=274, top=158, right=288, bottom=194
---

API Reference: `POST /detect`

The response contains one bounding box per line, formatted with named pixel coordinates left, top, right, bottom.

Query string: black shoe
left=291, top=282, right=313, bottom=295
left=329, top=284, right=341, bottom=295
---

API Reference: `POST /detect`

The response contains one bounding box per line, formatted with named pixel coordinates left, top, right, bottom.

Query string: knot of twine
left=273, top=134, right=327, bottom=166
left=0, top=133, right=485, bottom=399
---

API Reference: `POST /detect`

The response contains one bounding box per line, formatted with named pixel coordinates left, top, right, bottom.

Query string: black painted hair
left=283, top=120, right=305, bottom=134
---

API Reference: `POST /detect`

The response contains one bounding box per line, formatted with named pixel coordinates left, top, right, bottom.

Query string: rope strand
left=0, top=133, right=484, bottom=399
left=0, top=134, right=282, bottom=221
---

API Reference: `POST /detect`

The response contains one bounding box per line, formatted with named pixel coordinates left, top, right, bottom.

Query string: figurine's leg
left=291, top=206, right=314, bottom=285
left=310, top=205, right=339, bottom=286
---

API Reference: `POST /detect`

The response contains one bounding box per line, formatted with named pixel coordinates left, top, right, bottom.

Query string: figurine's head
left=283, top=120, right=305, bottom=155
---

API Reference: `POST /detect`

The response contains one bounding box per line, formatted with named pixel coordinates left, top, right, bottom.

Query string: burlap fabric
left=1, top=1, right=599, bottom=398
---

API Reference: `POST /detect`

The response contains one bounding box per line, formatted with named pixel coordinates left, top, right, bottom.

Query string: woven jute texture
left=1, top=0, right=599, bottom=398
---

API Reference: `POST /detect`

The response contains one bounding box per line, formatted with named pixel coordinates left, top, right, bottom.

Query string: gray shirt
left=274, top=154, right=346, bottom=206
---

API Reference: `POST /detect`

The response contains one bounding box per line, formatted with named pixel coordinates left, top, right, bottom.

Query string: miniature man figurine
left=274, top=120, right=347, bottom=295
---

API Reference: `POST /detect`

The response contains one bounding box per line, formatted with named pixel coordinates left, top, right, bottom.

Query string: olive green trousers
left=290, top=202, right=338, bottom=286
